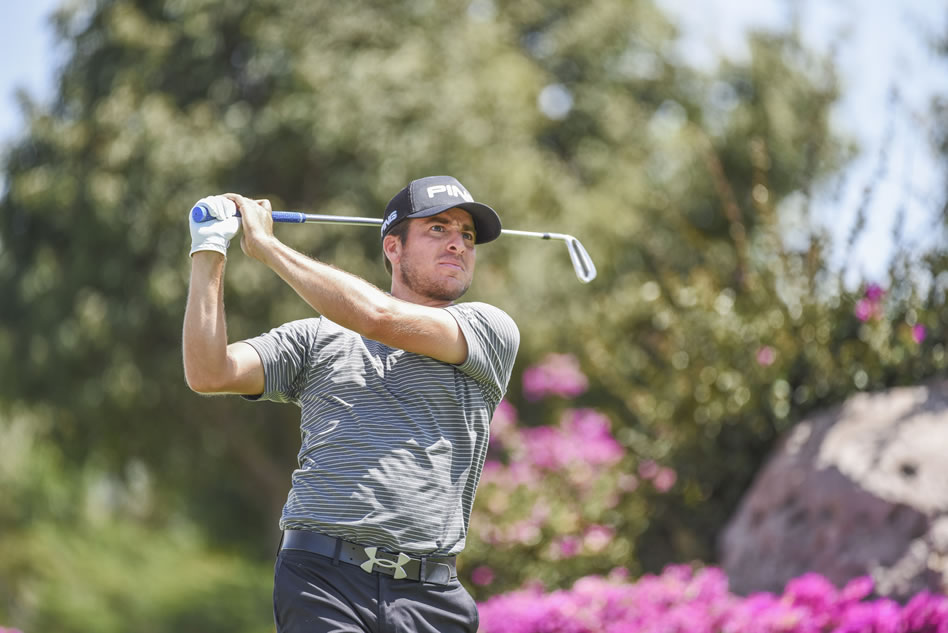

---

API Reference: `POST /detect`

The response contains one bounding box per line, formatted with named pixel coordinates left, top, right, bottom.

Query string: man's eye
left=463, top=233, right=475, bottom=241
left=431, top=225, right=445, bottom=232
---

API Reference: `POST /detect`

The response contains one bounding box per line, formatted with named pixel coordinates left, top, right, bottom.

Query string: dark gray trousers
left=273, top=548, right=480, bottom=633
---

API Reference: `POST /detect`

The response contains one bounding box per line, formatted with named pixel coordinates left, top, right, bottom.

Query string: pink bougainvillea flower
left=509, top=520, right=542, bottom=546
left=638, top=459, right=660, bottom=480
left=653, top=466, right=678, bottom=492
left=554, top=535, right=582, bottom=559
left=471, top=565, right=495, bottom=586
left=902, top=591, right=948, bottom=631
left=489, top=399, right=518, bottom=449
left=838, top=575, right=874, bottom=604
left=491, top=399, right=518, bottom=429
left=564, top=409, right=624, bottom=466
left=522, top=353, right=589, bottom=401
left=756, top=345, right=776, bottom=367
left=784, top=572, right=838, bottom=611
left=855, top=284, right=886, bottom=322
left=583, top=525, right=615, bottom=552
left=865, top=283, right=885, bottom=301
left=912, top=324, right=927, bottom=344
left=855, top=298, right=878, bottom=322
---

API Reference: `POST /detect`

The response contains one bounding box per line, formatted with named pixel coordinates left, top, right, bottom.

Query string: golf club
left=191, top=205, right=597, bottom=283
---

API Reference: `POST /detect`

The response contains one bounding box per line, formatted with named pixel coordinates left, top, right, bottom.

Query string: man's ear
left=382, top=234, right=401, bottom=268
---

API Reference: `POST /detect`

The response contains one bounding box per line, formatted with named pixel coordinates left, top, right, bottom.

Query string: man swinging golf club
left=182, top=176, right=520, bottom=632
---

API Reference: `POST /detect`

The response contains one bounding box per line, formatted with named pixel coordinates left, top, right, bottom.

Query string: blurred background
left=0, top=1, right=945, bottom=631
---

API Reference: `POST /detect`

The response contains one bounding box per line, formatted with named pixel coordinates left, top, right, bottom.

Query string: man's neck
left=389, top=280, right=454, bottom=308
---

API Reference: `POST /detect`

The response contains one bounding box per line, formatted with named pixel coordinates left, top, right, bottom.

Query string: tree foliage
left=1, top=0, right=946, bottom=630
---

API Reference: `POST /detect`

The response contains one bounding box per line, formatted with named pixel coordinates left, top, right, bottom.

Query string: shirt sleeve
left=239, top=318, right=321, bottom=404
left=445, top=302, right=520, bottom=405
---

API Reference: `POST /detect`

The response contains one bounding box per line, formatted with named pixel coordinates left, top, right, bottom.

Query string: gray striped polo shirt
left=242, top=301, right=519, bottom=556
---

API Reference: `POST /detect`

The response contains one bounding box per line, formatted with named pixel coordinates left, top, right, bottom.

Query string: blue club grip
left=190, top=203, right=306, bottom=224
left=271, top=211, right=307, bottom=223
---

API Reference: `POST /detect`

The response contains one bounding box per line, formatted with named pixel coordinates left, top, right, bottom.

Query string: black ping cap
left=381, top=176, right=502, bottom=244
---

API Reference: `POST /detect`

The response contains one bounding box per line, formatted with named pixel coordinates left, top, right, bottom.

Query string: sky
left=0, top=2, right=60, bottom=145
left=655, top=0, right=948, bottom=287
left=1, top=1, right=945, bottom=286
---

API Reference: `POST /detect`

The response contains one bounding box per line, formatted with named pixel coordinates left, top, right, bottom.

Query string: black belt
left=280, top=529, right=458, bottom=585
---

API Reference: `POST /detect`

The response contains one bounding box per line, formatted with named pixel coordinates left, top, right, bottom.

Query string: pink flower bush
left=481, top=459, right=541, bottom=489
left=484, top=408, right=624, bottom=485
left=912, top=324, right=927, bottom=344
left=523, top=354, right=590, bottom=401
left=475, top=405, right=633, bottom=557
left=477, top=566, right=948, bottom=633
left=519, top=409, right=624, bottom=471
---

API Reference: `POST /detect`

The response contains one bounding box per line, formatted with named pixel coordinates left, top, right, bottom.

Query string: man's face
left=390, top=207, right=477, bottom=304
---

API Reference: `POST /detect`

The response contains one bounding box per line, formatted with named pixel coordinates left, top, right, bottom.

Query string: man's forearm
left=182, top=252, right=230, bottom=391
left=257, top=238, right=395, bottom=339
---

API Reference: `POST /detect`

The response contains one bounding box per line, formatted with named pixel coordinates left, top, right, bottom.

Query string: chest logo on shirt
left=370, top=349, right=405, bottom=377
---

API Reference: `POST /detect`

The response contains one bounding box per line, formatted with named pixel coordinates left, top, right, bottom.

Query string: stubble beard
left=399, top=255, right=472, bottom=303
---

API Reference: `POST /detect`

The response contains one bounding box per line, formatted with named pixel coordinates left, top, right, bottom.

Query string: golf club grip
left=190, top=204, right=306, bottom=224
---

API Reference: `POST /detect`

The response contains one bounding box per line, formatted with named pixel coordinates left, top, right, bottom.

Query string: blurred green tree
left=2, top=0, right=946, bottom=629
left=0, top=407, right=273, bottom=633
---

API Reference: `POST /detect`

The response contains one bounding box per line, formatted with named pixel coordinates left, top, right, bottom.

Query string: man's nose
left=446, top=231, right=466, bottom=253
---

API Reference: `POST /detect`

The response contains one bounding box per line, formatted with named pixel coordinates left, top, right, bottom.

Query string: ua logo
left=361, top=546, right=411, bottom=579
left=427, top=184, right=474, bottom=202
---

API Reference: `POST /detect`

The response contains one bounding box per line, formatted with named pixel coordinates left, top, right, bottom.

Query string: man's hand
left=223, top=194, right=278, bottom=262
left=189, top=196, right=240, bottom=257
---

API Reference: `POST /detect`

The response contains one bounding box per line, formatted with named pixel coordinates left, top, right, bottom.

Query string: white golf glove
left=189, top=195, right=240, bottom=257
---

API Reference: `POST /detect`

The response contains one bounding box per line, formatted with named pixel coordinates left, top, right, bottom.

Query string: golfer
left=182, top=176, right=520, bottom=632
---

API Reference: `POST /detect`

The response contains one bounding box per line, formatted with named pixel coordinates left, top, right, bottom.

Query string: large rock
left=719, top=379, right=948, bottom=600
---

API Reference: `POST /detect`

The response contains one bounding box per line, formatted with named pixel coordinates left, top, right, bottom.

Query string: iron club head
left=566, top=236, right=597, bottom=283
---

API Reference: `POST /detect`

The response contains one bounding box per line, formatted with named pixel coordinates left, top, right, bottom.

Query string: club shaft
left=495, top=229, right=573, bottom=241
left=294, top=215, right=572, bottom=242
left=292, top=213, right=383, bottom=227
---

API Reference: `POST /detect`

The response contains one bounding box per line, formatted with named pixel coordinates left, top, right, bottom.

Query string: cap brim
left=406, top=202, right=502, bottom=244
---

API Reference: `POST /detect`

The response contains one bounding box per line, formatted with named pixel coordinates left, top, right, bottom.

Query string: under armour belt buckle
left=361, top=546, right=411, bottom=580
